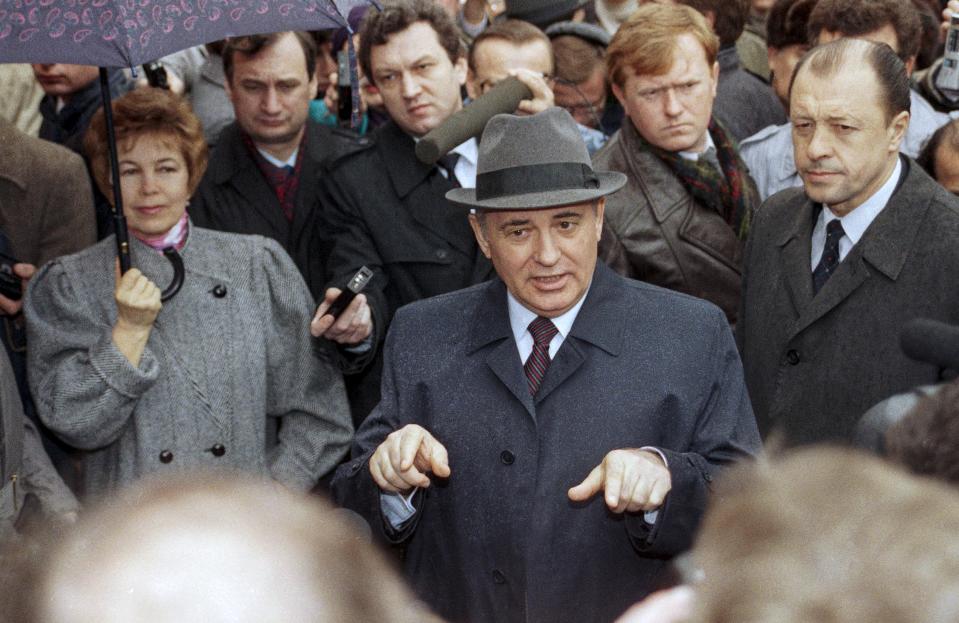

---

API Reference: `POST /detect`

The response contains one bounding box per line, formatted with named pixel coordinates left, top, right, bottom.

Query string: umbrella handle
left=160, top=247, right=185, bottom=303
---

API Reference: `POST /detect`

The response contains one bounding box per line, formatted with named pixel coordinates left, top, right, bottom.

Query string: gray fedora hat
left=446, top=107, right=626, bottom=211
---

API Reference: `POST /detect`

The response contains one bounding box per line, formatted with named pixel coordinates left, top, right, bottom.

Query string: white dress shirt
left=810, top=158, right=902, bottom=270
left=433, top=137, right=478, bottom=188
left=257, top=146, right=298, bottom=169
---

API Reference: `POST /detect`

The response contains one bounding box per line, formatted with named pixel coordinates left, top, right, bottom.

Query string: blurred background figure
left=918, top=118, right=959, bottom=194
left=0, top=348, right=77, bottom=541
left=0, top=64, right=43, bottom=136
left=9, top=474, right=438, bottom=623
left=25, top=88, right=352, bottom=499
left=691, top=447, right=959, bottom=623
left=31, top=63, right=132, bottom=239
left=885, top=377, right=959, bottom=486
left=505, top=0, right=590, bottom=29
left=676, top=0, right=785, bottom=141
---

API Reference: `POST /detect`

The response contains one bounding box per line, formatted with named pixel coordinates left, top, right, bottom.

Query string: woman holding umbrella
left=23, top=88, right=353, bottom=499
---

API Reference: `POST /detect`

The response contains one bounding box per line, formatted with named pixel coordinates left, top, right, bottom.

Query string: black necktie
left=438, top=152, right=461, bottom=188
left=813, top=219, right=845, bottom=294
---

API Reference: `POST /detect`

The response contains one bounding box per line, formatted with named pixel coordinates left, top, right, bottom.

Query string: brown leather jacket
left=595, top=121, right=757, bottom=325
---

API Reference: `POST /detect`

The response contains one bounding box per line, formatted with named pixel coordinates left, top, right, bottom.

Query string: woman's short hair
left=84, top=88, right=208, bottom=201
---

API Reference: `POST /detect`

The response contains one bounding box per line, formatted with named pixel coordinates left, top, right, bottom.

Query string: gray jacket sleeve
left=21, top=416, right=79, bottom=516
left=257, top=240, right=353, bottom=490
left=25, top=261, right=161, bottom=450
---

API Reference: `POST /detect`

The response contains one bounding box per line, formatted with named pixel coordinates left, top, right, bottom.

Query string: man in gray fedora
left=332, top=107, right=760, bottom=623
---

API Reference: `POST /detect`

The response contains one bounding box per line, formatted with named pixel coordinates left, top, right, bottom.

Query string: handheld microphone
left=415, top=76, right=533, bottom=165
left=900, top=318, right=959, bottom=370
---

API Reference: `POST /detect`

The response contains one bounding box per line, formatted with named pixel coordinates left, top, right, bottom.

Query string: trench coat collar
left=209, top=120, right=328, bottom=185
left=467, top=262, right=626, bottom=413
left=777, top=156, right=927, bottom=335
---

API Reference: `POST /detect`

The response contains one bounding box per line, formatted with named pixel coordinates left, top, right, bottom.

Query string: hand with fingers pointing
left=568, top=449, right=672, bottom=514
left=370, top=424, right=451, bottom=494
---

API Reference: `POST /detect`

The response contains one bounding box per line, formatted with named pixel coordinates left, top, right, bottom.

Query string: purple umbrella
left=0, top=0, right=378, bottom=299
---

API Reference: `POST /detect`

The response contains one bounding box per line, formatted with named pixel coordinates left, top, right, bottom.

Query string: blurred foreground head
left=692, top=447, right=959, bottom=623
left=28, top=474, right=435, bottom=623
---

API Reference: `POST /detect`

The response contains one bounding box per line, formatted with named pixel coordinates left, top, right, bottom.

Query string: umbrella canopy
left=0, top=0, right=356, bottom=67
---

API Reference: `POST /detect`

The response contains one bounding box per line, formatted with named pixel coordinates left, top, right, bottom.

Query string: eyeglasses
left=552, top=77, right=608, bottom=136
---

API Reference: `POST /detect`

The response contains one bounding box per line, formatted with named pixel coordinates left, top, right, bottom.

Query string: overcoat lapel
left=378, top=122, right=475, bottom=255
left=468, top=279, right=536, bottom=419
left=776, top=200, right=816, bottom=322
left=214, top=127, right=290, bottom=238
left=788, top=158, right=926, bottom=339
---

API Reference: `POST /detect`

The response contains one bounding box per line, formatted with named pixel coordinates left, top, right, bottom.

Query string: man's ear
left=468, top=213, right=492, bottom=259
left=593, top=197, right=606, bottom=240
left=611, top=82, right=627, bottom=109
left=904, top=55, right=916, bottom=76
left=888, top=110, right=910, bottom=153
left=465, top=68, right=479, bottom=101
left=453, top=55, right=469, bottom=87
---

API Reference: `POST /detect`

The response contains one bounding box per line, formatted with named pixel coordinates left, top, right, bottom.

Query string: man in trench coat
left=332, top=108, right=761, bottom=623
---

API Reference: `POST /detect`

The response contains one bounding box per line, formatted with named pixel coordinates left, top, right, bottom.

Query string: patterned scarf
left=242, top=133, right=306, bottom=222
left=131, top=211, right=189, bottom=252
left=638, top=120, right=756, bottom=239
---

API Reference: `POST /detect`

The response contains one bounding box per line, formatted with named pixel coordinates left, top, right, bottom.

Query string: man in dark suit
left=314, top=0, right=552, bottom=420
left=332, top=107, right=761, bottom=623
left=190, top=31, right=362, bottom=312
left=738, top=38, right=959, bottom=447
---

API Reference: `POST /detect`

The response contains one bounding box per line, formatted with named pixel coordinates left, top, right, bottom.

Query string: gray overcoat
left=333, top=262, right=760, bottom=623
left=25, top=226, right=352, bottom=497
left=738, top=158, right=959, bottom=445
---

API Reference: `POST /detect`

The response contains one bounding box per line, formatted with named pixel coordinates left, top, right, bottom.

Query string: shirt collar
left=506, top=283, right=590, bottom=344
left=678, top=130, right=716, bottom=162
left=822, top=157, right=902, bottom=244
left=257, top=146, right=298, bottom=169
left=450, top=137, right=478, bottom=168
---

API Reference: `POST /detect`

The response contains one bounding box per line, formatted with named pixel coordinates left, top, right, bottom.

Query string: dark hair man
left=316, top=0, right=550, bottom=422
left=917, top=118, right=959, bottom=195
left=742, top=0, right=956, bottom=201
left=676, top=0, right=786, bottom=141
left=333, top=107, right=760, bottom=623
left=738, top=39, right=959, bottom=446
left=597, top=3, right=761, bottom=326
left=190, top=32, right=370, bottom=347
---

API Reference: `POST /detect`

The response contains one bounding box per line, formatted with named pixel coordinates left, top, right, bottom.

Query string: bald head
left=789, top=38, right=910, bottom=124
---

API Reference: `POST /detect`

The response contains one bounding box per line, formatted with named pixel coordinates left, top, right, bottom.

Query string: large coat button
left=492, top=570, right=506, bottom=584
left=500, top=450, right=515, bottom=465
left=210, top=443, right=226, bottom=457
left=785, top=350, right=800, bottom=365
left=159, top=450, right=173, bottom=464
left=212, top=285, right=227, bottom=298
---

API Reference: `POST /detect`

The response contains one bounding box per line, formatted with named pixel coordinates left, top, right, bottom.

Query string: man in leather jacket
left=595, top=3, right=760, bottom=325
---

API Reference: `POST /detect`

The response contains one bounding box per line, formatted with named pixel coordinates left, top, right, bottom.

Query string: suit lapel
left=378, top=122, right=475, bottom=255
left=777, top=199, right=815, bottom=322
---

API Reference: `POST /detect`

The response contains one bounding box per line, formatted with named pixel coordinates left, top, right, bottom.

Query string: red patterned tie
left=524, top=316, right=559, bottom=395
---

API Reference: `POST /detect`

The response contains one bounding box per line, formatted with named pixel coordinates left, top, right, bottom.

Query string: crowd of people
left=2, top=0, right=959, bottom=621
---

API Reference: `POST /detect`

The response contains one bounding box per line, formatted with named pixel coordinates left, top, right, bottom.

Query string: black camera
left=0, top=253, right=22, bottom=301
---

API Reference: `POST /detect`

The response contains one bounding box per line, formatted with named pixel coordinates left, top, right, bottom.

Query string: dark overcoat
left=317, top=120, right=493, bottom=419
left=190, top=120, right=352, bottom=301
left=737, top=158, right=959, bottom=446
left=333, top=262, right=761, bottom=623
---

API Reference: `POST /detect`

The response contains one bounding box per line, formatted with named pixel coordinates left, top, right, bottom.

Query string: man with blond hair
left=595, top=3, right=759, bottom=325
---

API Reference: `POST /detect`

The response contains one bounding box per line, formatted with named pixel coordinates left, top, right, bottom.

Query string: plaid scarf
left=242, top=133, right=306, bottom=222
left=638, top=120, right=755, bottom=239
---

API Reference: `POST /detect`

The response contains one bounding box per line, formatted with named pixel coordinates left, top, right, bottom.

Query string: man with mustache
left=738, top=38, right=959, bottom=447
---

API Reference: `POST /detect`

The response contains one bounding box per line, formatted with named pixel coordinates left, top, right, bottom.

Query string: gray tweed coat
left=24, top=226, right=352, bottom=497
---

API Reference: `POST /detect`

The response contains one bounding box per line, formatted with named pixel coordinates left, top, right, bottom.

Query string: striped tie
left=524, top=316, right=559, bottom=396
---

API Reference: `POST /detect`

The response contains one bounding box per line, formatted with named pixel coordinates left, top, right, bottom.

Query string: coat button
left=500, top=450, right=515, bottom=465
left=435, top=249, right=448, bottom=260
left=159, top=450, right=173, bottom=464
left=492, top=570, right=506, bottom=584
left=786, top=350, right=800, bottom=365
left=212, top=285, right=227, bottom=298
left=210, top=443, right=226, bottom=457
